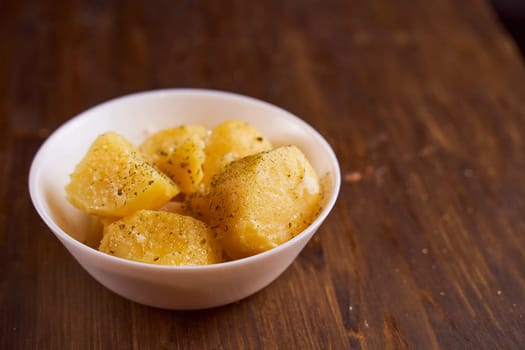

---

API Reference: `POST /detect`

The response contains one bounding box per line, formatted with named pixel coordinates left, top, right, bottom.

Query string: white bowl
left=29, top=89, right=341, bottom=310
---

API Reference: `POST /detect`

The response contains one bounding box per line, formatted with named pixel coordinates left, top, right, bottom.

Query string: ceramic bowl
left=29, top=89, right=341, bottom=310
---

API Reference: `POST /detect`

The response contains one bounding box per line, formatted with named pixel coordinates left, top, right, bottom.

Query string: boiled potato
left=202, top=120, right=272, bottom=186
left=99, top=210, right=223, bottom=265
left=140, top=125, right=206, bottom=193
left=207, top=146, right=320, bottom=259
left=176, top=190, right=210, bottom=221
left=66, top=132, right=180, bottom=217
left=68, top=121, right=323, bottom=264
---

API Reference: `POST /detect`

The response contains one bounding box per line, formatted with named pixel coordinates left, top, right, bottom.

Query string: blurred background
left=2, top=1, right=525, bottom=349
left=492, top=0, right=525, bottom=55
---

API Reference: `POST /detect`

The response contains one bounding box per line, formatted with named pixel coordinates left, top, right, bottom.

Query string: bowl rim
left=29, top=88, right=341, bottom=271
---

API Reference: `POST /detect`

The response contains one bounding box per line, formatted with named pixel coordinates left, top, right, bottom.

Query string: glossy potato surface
left=99, top=210, right=223, bottom=265
left=202, top=120, right=272, bottom=186
left=140, top=125, right=206, bottom=193
left=66, top=132, right=180, bottom=217
left=207, top=146, right=320, bottom=259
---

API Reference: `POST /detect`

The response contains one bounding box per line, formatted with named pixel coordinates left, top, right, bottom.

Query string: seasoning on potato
left=139, top=125, right=206, bottom=194
left=100, top=210, right=222, bottom=266
left=207, top=145, right=320, bottom=259
left=202, top=120, right=272, bottom=186
left=65, top=132, right=180, bottom=217
left=65, top=120, right=322, bottom=265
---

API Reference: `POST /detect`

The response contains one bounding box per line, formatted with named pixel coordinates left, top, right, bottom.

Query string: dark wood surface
left=1, top=1, right=524, bottom=349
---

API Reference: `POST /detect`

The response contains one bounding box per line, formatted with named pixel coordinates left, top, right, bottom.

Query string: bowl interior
left=30, top=89, right=340, bottom=255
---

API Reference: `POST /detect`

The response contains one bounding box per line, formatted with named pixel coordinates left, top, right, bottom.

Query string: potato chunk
left=208, top=146, right=320, bottom=259
left=202, top=120, right=272, bottom=186
left=140, top=125, right=206, bottom=193
left=99, top=210, right=223, bottom=265
left=66, top=132, right=180, bottom=217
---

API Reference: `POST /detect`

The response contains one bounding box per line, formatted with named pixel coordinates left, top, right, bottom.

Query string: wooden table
left=2, top=1, right=524, bottom=348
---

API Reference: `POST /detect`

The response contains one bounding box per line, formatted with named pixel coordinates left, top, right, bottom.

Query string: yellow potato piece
left=66, top=132, right=180, bottom=217
left=179, top=190, right=212, bottom=221
left=99, top=210, right=223, bottom=265
left=140, top=125, right=206, bottom=193
left=208, top=146, right=320, bottom=259
left=202, top=120, right=272, bottom=186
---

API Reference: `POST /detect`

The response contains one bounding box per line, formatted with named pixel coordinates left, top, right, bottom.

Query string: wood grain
left=1, top=0, right=524, bottom=349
